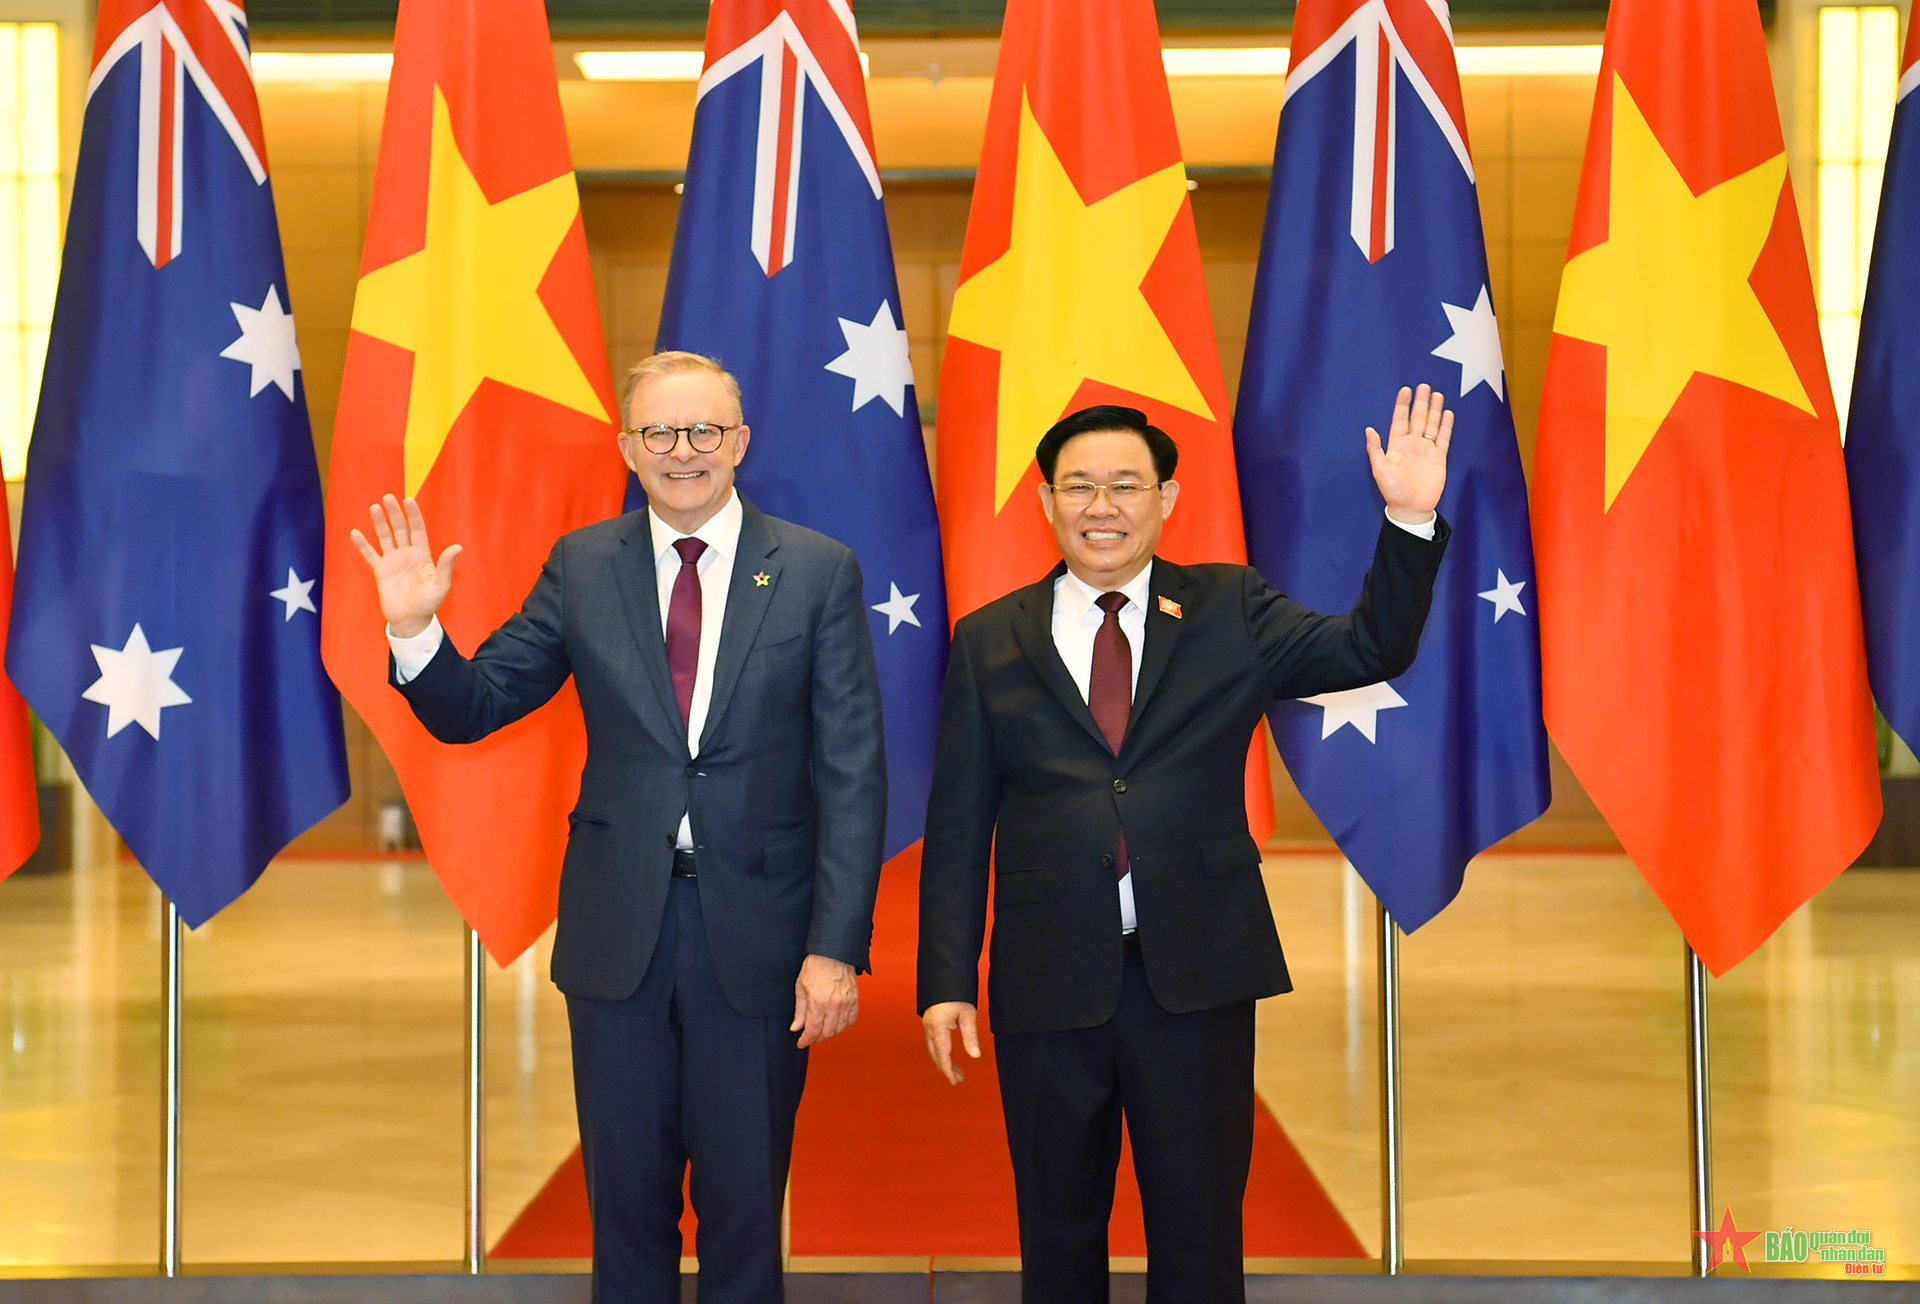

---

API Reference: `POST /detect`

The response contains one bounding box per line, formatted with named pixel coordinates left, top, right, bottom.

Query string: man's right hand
left=922, top=1001, right=981, bottom=1085
left=349, top=494, right=463, bottom=639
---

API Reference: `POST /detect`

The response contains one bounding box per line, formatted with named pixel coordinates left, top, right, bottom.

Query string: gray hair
left=622, top=351, right=744, bottom=426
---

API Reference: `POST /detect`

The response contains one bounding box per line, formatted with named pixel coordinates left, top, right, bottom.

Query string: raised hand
left=349, top=495, right=463, bottom=640
left=1365, top=384, right=1452, bottom=523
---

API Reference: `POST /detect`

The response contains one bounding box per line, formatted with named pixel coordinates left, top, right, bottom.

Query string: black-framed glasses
left=1044, top=480, right=1163, bottom=505
left=623, top=422, right=738, bottom=454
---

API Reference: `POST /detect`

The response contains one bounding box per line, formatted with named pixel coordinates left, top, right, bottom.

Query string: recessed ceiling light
left=251, top=52, right=392, bottom=83
left=575, top=50, right=869, bottom=81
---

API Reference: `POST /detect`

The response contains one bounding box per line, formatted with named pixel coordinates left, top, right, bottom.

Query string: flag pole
left=1376, top=900, right=1404, bottom=1275
left=1685, top=943, right=1713, bottom=1276
left=161, top=896, right=183, bottom=1277
left=465, top=924, right=487, bottom=1274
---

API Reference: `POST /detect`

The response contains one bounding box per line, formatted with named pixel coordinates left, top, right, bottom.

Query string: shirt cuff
left=388, top=617, right=445, bottom=685
left=1384, top=508, right=1438, bottom=541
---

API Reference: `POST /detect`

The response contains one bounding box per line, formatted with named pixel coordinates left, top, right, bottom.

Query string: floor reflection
left=1258, top=854, right=1919, bottom=1265
left=0, top=857, right=574, bottom=1266
left=1, top=852, right=1914, bottom=1268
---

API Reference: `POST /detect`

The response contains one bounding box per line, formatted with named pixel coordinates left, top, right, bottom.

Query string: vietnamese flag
left=1532, top=0, right=1881, bottom=974
left=0, top=487, right=40, bottom=881
left=320, top=0, right=626, bottom=960
left=935, top=0, right=1272, bottom=839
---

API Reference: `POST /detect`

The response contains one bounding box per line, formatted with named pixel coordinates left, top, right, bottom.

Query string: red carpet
left=493, top=849, right=1364, bottom=1260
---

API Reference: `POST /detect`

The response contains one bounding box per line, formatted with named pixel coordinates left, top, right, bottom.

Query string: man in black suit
left=918, top=390, right=1452, bottom=1302
left=351, top=351, right=886, bottom=1304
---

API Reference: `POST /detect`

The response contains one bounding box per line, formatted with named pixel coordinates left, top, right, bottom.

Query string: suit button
left=686, top=764, right=700, bottom=778
left=1101, top=853, right=1115, bottom=869
left=1113, top=779, right=1127, bottom=794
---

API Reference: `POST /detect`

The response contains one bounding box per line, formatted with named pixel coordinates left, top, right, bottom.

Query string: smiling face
left=620, top=368, right=751, bottom=534
left=1039, top=428, right=1180, bottom=590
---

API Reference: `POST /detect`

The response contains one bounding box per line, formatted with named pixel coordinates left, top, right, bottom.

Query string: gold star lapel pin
left=1158, top=596, right=1182, bottom=619
left=754, top=572, right=771, bottom=587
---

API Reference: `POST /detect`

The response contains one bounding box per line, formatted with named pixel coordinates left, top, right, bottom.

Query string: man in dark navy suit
left=919, top=392, right=1451, bottom=1303
left=352, top=351, right=886, bottom=1304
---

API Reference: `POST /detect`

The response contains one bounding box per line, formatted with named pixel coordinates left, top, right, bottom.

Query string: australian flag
left=1232, top=1, right=1549, bottom=929
left=1846, top=21, right=1920, bottom=753
left=642, top=0, right=948, bottom=855
left=6, top=0, right=349, bottom=924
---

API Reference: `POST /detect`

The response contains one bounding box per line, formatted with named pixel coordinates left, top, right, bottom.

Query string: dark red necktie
left=666, top=537, right=707, bottom=731
left=1089, top=591, right=1131, bottom=879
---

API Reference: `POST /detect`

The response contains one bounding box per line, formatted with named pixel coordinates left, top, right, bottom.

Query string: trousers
left=995, top=949, right=1255, bottom=1304
left=567, top=875, right=808, bottom=1304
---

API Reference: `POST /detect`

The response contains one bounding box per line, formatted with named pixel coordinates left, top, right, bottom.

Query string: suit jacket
left=916, top=517, right=1448, bottom=1035
left=394, top=495, right=887, bottom=1015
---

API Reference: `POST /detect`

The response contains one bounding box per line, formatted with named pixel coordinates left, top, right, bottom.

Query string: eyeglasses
left=1044, top=480, right=1163, bottom=505
left=622, top=422, right=738, bottom=454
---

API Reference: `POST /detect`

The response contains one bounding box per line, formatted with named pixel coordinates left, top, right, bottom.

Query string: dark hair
left=1034, top=405, right=1179, bottom=483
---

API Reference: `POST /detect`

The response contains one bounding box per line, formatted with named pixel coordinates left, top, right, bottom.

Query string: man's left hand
left=1366, top=383, right=1452, bottom=523
left=792, top=954, right=858, bottom=1048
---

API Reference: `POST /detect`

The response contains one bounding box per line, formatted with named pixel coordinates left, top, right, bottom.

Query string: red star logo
left=1696, top=1208, right=1761, bottom=1272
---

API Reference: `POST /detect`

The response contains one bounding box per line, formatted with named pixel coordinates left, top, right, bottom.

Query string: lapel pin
left=754, top=572, right=771, bottom=587
left=1158, top=595, right=1182, bottom=619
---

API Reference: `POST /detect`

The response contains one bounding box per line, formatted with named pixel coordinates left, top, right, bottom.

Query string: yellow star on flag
left=946, top=92, right=1213, bottom=512
left=351, top=86, right=608, bottom=496
left=1553, top=74, right=1813, bottom=510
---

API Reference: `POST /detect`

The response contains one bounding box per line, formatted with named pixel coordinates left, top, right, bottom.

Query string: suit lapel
left=697, top=497, right=780, bottom=753
left=612, top=510, right=693, bottom=758
left=1011, top=565, right=1111, bottom=754
left=1125, top=558, right=1188, bottom=748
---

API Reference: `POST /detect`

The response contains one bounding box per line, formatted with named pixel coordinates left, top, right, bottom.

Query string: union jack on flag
left=7, top=0, right=349, bottom=924
left=1233, top=0, right=1550, bottom=930
left=87, top=0, right=269, bottom=268
left=697, top=0, right=879, bottom=277
left=1284, top=0, right=1473, bottom=262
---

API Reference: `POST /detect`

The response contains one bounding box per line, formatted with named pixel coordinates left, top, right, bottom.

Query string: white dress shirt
left=1046, top=508, right=1435, bottom=935
left=389, top=491, right=746, bottom=851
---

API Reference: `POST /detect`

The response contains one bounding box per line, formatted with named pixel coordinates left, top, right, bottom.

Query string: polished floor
left=1, top=845, right=1914, bottom=1269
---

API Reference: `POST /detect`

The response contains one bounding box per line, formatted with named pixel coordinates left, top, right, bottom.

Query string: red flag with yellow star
left=319, top=0, right=625, bottom=960
left=1532, top=0, right=1881, bottom=974
left=0, top=485, right=40, bottom=881
left=936, top=0, right=1272, bottom=838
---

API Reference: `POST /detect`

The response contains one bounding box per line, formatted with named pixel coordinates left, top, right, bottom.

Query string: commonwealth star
left=81, top=625, right=192, bottom=741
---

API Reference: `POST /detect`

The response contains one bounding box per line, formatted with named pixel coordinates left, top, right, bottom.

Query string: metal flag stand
left=1376, top=901, right=1404, bottom=1275
left=161, top=897, right=184, bottom=1277
left=1685, top=944, right=1713, bottom=1277
left=466, top=924, right=488, bottom=1275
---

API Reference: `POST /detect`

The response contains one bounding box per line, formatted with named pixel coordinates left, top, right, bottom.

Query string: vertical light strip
left=1817, top=6, right=1897, bottom=431
left=1, top=22, right=59, bottom=482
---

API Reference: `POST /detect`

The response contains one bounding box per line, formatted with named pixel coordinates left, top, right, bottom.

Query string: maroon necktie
left=1089, top=591, right=1131, bottom=879
left=666, top=537, right=707, bottom=731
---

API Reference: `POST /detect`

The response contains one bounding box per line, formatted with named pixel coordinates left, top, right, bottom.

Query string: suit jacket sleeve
left=1250, top=514, right=1450, bottom=700
left=916, top=623, right=999, bottom=1013
left=802, top=546, right=888, bottom=971
left=390, top=538, right=574, bottom=742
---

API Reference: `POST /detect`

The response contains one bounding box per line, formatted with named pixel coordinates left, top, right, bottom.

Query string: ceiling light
left=1162, top=48, right=1288, bottom=77
left=251, top=52, right=392, bottom=83
left=1157, top=44, right=1602, bottom=79
left=575, top=50, right=869, bottom=82
left=1454, top=45, right=1603, bottom=75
